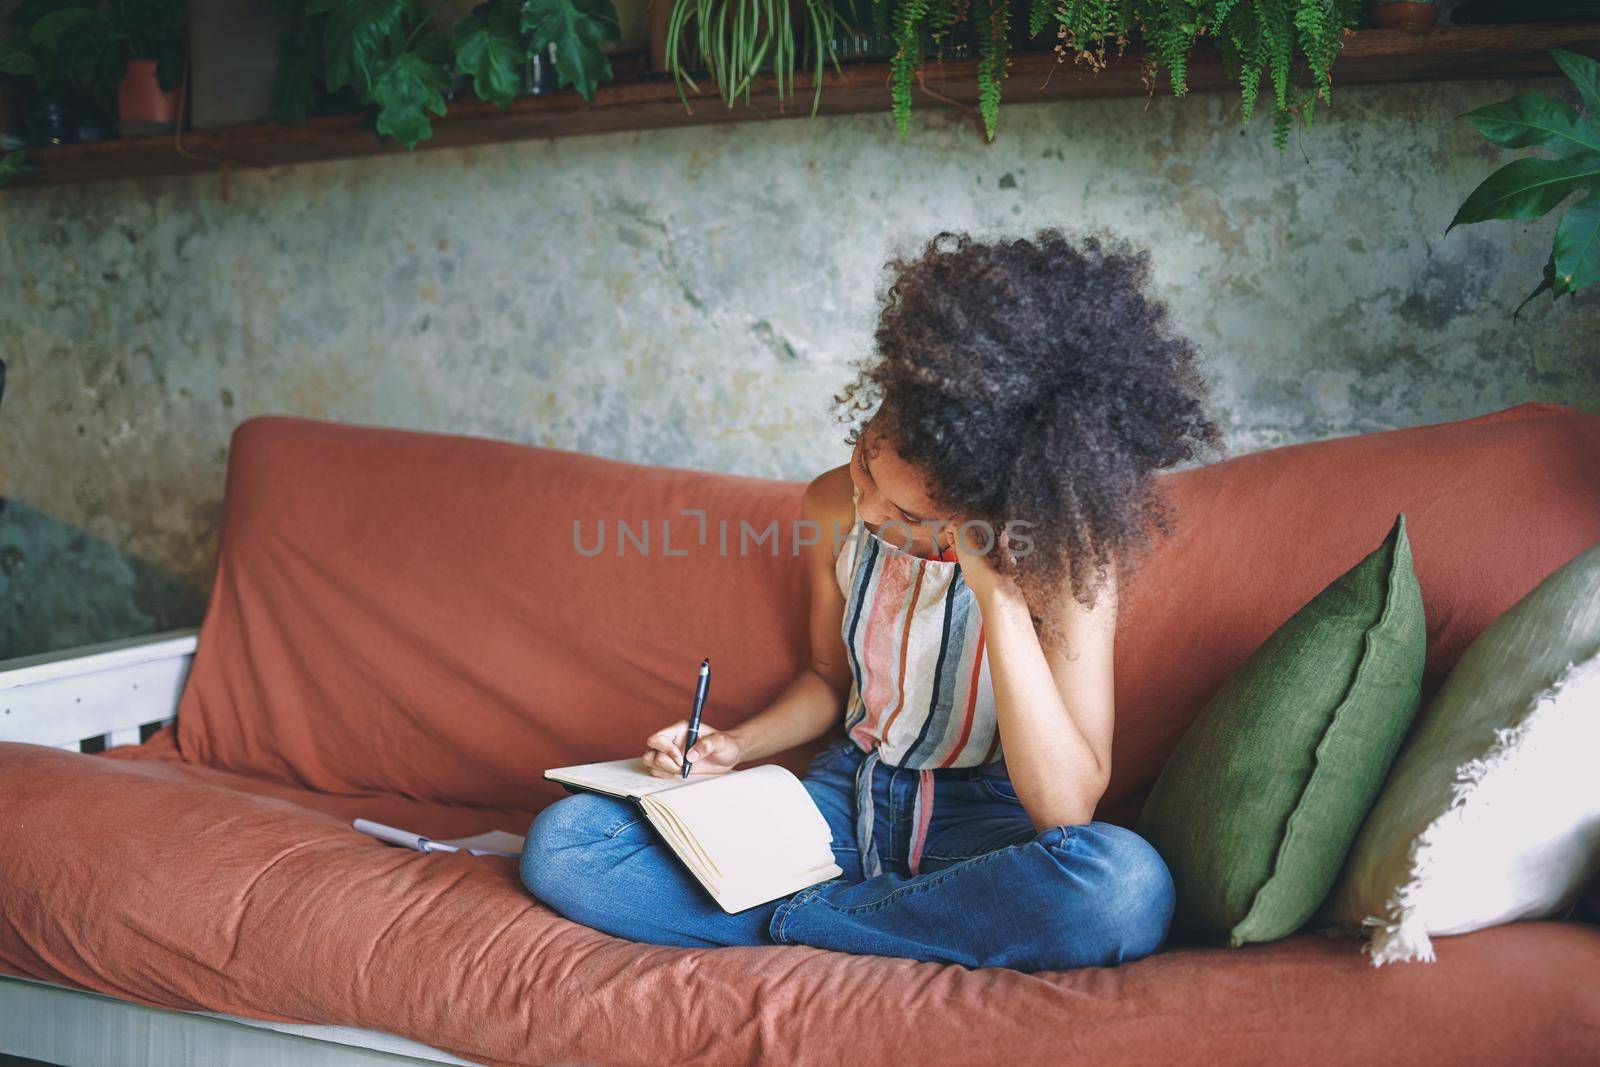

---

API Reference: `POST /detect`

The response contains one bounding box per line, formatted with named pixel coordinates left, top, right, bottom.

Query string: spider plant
left=664, top=0, right=845, bottom=117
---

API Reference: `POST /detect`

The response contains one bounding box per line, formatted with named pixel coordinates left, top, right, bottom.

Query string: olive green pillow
left=1135, top=513, right=1426, bottom=947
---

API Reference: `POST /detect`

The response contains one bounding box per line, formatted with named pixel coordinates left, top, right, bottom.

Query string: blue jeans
left=521, top=738, right=1175, bottom=972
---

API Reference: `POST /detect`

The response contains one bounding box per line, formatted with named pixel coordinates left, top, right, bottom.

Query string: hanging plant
left=886, top=0, right=1011, bottom=140
left=883, top=0, right=1363, bottom=145
left=1447, top=49, right=1600, bottom=318
left=663, top=0, right=845, bottom=117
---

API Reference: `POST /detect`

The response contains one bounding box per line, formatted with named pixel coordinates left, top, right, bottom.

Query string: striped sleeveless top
left=835, top=505, right=1004, bottom=876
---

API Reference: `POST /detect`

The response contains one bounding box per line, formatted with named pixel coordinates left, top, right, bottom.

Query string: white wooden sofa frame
left=0, top=629, right=479, bottom=1067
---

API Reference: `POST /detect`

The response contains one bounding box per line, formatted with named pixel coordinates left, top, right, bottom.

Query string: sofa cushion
left=1323, top=545, right=1600, bottom=965
left=178, top=415, right=816, bottom=808
left=1136, top=514, right=1426, bottom=946
left=174, top=404, right=1600, bottom=822
left=2, top=741, right=1599, bottom=1066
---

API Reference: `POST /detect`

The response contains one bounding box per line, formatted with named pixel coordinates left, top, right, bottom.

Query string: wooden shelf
left=8, top=23, right=1600, bottom=190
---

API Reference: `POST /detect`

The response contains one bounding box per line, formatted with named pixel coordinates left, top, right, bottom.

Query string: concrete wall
left=2, top=76, right=1598, bottom=658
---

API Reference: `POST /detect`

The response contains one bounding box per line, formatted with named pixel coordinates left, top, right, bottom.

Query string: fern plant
left=886, top=0, right=1362, bottom=146
left=1061, top=1, right=1361, bottom=148
left=885, top=0, right=1016, bottom=139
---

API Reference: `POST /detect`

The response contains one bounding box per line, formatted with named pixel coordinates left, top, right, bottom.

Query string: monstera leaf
left=452, top=2, right=523, bottom=108
left=369, top=37, right=453, bottom=149
left=1451, top=49, right=1600, bottom=313
left=521, top=0, right=620, bottom=102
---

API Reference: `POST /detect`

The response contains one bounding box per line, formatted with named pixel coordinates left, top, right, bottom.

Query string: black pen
left=681, top=657, right=710, bottom=778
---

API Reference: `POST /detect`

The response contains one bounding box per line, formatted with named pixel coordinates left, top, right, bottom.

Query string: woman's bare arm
left=954, top=529, right=1117, bottom=829
left=643, top=468, right=855, bottom=775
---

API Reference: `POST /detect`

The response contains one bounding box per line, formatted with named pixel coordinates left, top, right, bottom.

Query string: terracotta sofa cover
left=3, top=402, right=1600, bottom=1066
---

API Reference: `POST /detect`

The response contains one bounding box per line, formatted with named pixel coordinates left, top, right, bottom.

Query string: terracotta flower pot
left=1370, top=2, right=1438, bottom=28
left=117, top=59, right=180, bottom=135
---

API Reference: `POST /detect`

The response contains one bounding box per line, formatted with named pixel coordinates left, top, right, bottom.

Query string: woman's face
left=848, top=420, right=953, bottom=554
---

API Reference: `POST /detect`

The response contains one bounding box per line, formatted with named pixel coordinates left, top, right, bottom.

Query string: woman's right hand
left=643, top=720, right=744, bottom=778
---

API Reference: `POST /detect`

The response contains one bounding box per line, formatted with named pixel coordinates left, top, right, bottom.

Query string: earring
left=851, top=484, right=862, bottom=505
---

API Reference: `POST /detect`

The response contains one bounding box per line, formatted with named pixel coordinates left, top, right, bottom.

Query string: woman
left=522, top=229, right=1221, bottom=972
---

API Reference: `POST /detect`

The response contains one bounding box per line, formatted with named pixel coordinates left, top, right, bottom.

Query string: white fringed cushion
left=1321, top=544, right=1600, bottom=966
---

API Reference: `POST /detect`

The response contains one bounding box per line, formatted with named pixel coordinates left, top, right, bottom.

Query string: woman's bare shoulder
left=802, top=465, right=855, bottom=556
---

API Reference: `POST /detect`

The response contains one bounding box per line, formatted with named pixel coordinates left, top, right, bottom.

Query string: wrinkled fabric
left=171, top=404, right=1600, bottom=827
left=523, top=738, right=1173, bottom=971
left=4, top=740, right=1600, bottom=1066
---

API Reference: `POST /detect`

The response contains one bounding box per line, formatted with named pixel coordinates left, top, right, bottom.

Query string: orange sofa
left=3, top=403, right=1599, bottom=1066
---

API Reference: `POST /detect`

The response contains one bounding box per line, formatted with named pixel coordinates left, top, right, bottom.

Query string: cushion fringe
left=1361, top=650, right=1600, bottom=968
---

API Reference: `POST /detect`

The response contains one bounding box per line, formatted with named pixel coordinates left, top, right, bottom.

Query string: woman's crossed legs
left=521, top=743, right=1173, bottom=972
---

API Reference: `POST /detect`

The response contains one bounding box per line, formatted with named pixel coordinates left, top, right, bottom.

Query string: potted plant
left=0, top=0, right=188, bottom=140
left=1447, top=49, right=1600, bottom=316
left=107, top=0, right=189, bottom=133
left=267, top=0, right=620, bottom=150
left=0, top=6, right=89, bottom=144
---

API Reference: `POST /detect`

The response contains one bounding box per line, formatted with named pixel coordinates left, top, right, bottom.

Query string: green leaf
left=52, top=16, right=124, bottom=111
left=973, top=0, right=1006, bottom=140
left=521, top=0, right=619, bottom=102
left=1466, top=92, right=1600, bottom=159
left=27, top=7, right=100, bottom=48
left=7, top=0, right=99, bottom=30
left=1448, top=155, right=1600, bottom=231
left=0, top=36, right=39, bottom=76
left=1552, top=194, right=1600, bottom=296
left=452, top=3, right=522, bottom=107
left=307, top=0, right=409, bottom=94
left=0, top=150, right=33, bottom=190
left=369, top=47, right=450, bottom=148
left=1551, top=48, right=1600, bottom=119
left=85, top=38, right=133, bottom=115
left=270, top=33, right=315, bottom=125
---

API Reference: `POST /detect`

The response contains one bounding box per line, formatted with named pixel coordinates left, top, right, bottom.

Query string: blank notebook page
left=653, top=765, right=835, bottom=882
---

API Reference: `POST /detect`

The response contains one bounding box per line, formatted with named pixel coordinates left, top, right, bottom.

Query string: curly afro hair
left=834, top=229, right=1223, bottom=644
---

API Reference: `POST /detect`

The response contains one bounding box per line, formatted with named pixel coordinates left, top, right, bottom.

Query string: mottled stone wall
left=2, top=76, right=1598, bottom=658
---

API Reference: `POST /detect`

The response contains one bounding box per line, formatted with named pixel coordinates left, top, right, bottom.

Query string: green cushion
left=1134, top=513, right=1426, bottom=947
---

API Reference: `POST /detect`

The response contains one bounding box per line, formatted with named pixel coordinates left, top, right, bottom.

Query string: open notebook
left=544, top=759, right=843, bottom=913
